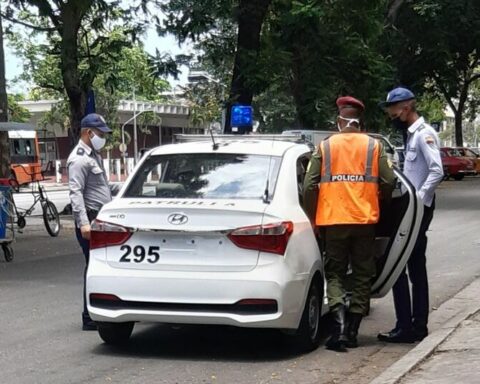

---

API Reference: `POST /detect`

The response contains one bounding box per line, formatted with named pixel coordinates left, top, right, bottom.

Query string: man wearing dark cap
left=303, top=97, right=395, bottom=351
left=67, top=113, right=114, bottom=330
left=378, top=87, right=443, bottom=343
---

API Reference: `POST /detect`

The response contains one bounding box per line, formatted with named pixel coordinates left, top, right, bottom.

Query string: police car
left=86, top=135, right=423, bottom=351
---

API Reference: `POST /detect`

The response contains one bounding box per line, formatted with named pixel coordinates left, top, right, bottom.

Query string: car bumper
left=86, top=256, right=311, bottom=330
left=459, top=169, right=477, bottom=175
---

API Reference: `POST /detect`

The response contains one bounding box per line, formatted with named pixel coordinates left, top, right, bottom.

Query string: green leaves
left=387, top=0, right=480, bottom=145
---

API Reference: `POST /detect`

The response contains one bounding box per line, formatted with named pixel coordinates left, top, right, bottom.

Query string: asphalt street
left=0, top=177, right=479, bottom=384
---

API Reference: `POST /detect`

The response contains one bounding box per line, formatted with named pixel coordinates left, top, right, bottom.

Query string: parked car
left=282, top=130, right=400, bottom=167
left=87, top=135, right=423, bottom=351
left=440, top=147, right=477, bottom=180
left=455, top=147, right=480, bottom=174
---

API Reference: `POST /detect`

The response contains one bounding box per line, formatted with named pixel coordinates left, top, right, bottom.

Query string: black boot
left=345, top=312, right=362, bottom=348
left=325, top=305, right=347, bottom=352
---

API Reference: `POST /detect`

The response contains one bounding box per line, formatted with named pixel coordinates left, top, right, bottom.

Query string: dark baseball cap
left=80, top=113, right=112, bottom=133
left=379, top=87, right=415, bottom=108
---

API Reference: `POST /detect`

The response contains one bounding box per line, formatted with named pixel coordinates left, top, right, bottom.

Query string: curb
left=369, top=278, right=480, bottom=384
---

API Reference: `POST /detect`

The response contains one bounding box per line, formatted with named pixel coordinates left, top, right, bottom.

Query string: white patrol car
left=86, top=135, right=423, bottom=351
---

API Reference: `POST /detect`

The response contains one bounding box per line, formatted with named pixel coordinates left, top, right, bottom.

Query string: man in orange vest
left=303, top=96, right=395, bottom=351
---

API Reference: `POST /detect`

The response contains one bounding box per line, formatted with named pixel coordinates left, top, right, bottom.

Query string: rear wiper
left=263, top=179, right=270, bottom=204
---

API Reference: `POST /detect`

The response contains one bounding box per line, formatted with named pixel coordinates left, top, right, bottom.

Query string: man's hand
left=81, top=224, right=91, bottom=240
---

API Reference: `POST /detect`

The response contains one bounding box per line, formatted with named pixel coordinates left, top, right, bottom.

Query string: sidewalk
left=370, top=278, right=480, bottom=384
left=400, top=311, right=480, bottom=384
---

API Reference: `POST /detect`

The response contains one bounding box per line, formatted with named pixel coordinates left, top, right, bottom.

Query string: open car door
left=371, top=167, right=424, bottom=298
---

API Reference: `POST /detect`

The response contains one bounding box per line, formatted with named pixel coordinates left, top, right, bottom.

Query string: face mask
left=391, top=111, right=409, bottom=130
left=337, top=116, right=360, bottom=131
left=89, top=131, right=106, bottom=150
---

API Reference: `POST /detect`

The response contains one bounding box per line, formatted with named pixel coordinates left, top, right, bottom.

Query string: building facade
left=18, top=99, right=205, bottom=165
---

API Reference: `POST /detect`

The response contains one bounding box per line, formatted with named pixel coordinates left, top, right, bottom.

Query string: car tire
left=290, top=278, right=323, bottom=352
left=97, top=322, right=134, bottom=345
left=453, top=174, right=464, bottom=181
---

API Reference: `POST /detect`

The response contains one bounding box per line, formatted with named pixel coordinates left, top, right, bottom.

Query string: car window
left=447, top=149, right=462, bottom=157
left=296, top=154, right=311, bottom=206
left=378, top=137, right=395, bottom=155
left=463, top=149, right=477, bottom=157
left=124, top=153, right=282, bottom=200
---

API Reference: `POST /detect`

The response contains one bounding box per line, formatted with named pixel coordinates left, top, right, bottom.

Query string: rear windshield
left=124, top=153, right=282, bottom=200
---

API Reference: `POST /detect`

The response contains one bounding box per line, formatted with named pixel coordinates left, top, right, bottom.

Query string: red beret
left=336, top=96, right=365, bottom=111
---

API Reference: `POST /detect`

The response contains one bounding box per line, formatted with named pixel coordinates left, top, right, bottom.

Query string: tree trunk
left=0, top=10, right=10, bottom=178
left=224, top=0, right=271, bottom=133
left=454, top=85, right=469, bottom=147
left=60, top=3, right=87, bottom=142
left=454, top=111, right=463, bottom=147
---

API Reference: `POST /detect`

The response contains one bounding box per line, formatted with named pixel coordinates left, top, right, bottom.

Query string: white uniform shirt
left=67, top=140, right=112, bottom=227
left=404, top=117, right=443, bottom=207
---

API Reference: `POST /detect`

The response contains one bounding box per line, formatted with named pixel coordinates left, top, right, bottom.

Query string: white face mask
left=90, top=131, right=106, bottom=151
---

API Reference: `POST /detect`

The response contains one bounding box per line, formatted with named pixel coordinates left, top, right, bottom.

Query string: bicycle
left=10, top=164, right=61, bottom=237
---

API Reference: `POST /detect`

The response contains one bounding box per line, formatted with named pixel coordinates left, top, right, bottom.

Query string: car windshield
left=124, top=153, right=282, bottom=200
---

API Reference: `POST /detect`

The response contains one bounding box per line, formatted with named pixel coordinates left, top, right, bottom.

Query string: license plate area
left=106, top=231, right=230, bottom=270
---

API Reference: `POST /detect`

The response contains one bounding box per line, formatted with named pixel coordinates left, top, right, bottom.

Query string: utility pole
left=133, top=87, right=138, bottom=163
left=0, top=7, right=10, bottom=178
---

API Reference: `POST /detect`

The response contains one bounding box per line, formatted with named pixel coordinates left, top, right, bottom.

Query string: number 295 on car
left=119, top=245, right=160, bottom=264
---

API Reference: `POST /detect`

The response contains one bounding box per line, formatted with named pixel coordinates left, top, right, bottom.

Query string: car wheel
left=97, top=322, right=134, bottom=345
left=453, top=174, right=464, bottom=181
left=290, top=278, right=323, bottom=352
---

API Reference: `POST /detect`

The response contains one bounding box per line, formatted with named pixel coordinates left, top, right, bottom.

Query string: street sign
left=119, top=143, right=127, bottom=153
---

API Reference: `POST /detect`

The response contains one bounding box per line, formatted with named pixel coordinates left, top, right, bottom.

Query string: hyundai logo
left=167, top=213, right=189, bottom=225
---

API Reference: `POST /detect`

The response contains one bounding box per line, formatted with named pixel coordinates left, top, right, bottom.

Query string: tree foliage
left=2, top=0, right=181, bottom=141
left=386, top=0, right=480, bottom=145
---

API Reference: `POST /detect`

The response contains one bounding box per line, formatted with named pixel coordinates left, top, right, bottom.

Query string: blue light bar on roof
left=230, top=105, right=253, bottom=127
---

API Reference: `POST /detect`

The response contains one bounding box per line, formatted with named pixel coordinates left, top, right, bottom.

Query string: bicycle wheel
left=3, top=244, right=14, bottom=262
left=42, top=200, right=60, bottom=237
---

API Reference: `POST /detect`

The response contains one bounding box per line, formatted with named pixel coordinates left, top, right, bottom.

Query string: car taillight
left=90, top=219, right=132, bottom=250
left=227, top=221, right=294, bottom=255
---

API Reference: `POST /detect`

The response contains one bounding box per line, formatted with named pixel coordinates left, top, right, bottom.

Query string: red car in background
left=440, top=147, right=477, bottom=180
left=456, top=147, right=480, bottom=173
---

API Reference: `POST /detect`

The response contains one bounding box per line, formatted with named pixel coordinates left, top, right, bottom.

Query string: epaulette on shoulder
left=76, top=147, right=85, bottom=156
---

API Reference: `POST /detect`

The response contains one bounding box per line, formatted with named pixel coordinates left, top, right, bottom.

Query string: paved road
left=1, top=177, right=479, bottom=384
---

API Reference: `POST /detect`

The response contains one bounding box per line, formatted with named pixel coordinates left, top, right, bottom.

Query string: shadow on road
left=91, top=323, right=327, bottom=362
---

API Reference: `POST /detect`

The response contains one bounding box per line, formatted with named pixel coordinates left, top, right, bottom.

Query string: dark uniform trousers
left=324, top=224, right=376, bottom=315
left=392, top=198, right=435, bottom=333
left=75, top=209, right=98, bottom=324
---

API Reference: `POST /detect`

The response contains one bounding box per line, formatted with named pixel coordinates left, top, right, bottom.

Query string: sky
left=4, top=20, right=192, bottom=95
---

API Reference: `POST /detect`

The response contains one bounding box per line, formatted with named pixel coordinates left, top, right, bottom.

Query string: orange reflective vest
left=316, top=133, right=380, bottom=226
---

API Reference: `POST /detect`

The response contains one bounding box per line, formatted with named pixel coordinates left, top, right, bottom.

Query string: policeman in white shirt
left=378, top=87, right=443, bottom=343
left=67, top=113, right=113, bottom=331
